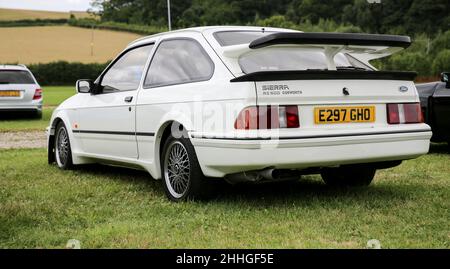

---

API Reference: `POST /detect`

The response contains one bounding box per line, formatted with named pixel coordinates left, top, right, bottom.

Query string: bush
left=374, top=32, right=449, bottom=77
left=255, top=16, right=362, bottom=33
left=432, top=50, right=450, bottom=75
left=27, top=61, right=109, bottom=86
left=429, top=31, right=450, bottom=56
left=382, top=52, right=432, bottom=76
left=255, top=15, right=298, bottom=29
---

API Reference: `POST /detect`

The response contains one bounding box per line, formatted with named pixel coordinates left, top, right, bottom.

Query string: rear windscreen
left=214, top=31, right=276, bottom=46
left=239, top=48, right=373, bottom=74
left=0, top=70, right=35, bottom=84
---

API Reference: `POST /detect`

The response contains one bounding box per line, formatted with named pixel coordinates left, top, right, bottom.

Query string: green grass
left=0, top=86, right=74, bottom=132
left=43, top=86, right=75, bottom=106
left=0, top=145, right=449, bottom=249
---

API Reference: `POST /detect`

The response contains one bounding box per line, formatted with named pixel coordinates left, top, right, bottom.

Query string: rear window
left=215, top=31, right=373, bottom=73
left=239, top=48, right=373, bottom=74
left=0, top=70, right=35, bottom=84
left=214, top=31, right=276, bottom=46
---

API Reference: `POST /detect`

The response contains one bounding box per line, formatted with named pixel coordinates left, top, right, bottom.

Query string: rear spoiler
left=230, top=70, right=418, bottom=82
left=248, top=32, right=411, bottom=49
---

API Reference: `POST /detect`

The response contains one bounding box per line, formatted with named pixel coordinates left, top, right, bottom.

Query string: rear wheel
left=321, top=165, right=376, bottom=187
left=33, top=110, right=42, bottom=119
left=54, top=122, right=73, bottom=170
left=161, top=134, right=210, bottom=202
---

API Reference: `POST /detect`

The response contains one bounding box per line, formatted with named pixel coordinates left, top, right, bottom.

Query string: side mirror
left=76, top=79, right=94, bottom=93
left=441, top=72, right=450, bottom=89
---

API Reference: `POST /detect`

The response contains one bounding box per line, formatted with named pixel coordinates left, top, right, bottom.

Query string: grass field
left=0, top=26, right=142, bottom=64
left=0, top=86, right=74, bottom=132
left=0, top=145, right=448, bottom=248
left=43, top=86, right=75, bottom=106
left=0, top=8, right=93, bottom=21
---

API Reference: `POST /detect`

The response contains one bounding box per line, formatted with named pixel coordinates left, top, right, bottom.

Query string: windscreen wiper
left=0, top=81, right=11, bottom=84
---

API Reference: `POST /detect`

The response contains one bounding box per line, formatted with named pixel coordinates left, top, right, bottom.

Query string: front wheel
left=321, top=165, right=376, bottom=187
left=161, top=135, right=210, bottom=202
left=54, top=122, right=73, bottom=170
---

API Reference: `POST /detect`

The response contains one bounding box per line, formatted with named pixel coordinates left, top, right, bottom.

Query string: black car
left=416, top=72, right=450, bottom=145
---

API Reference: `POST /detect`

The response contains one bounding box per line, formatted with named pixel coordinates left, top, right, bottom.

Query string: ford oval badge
left=399, top=86, right=409, bottom=92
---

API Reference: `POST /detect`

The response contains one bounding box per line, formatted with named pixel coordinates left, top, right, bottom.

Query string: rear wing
left=248, top=32, right=411, bottom=49
left=222, top=32, right=412, bottom=72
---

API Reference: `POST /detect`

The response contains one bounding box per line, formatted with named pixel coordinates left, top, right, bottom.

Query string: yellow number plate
left=0, top=90, right=20, bottom=97
left=314, top=106, right=376, bottom=124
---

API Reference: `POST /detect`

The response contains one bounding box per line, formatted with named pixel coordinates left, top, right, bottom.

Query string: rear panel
left=0, top=69, right=40, bottom=107
left=255, top=79, right=418, bottom=131
left=0, top=84, right=40, bottom=105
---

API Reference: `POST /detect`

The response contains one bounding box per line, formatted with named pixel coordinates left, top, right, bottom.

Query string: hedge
left=0, top=19, right=68, bottom=27
left=26, top=61, right=109, bottom=86
left=68, top=18, right=165, bottom=36
left=0, top=17, right=164, bottom=35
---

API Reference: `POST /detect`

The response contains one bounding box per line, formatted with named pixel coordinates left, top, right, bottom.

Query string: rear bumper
left=0, top=104, right=42, bottom=113
left=191, top=127, right=432, bottom=177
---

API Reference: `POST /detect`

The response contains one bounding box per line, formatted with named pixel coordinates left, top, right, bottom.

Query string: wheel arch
left=47, top=110, right=81, bottom=165
left=47, top=117, right=64, bottom=164
left=153, top=120, right=191, bottom=179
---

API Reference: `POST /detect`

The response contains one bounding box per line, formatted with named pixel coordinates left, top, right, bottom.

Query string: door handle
left=124, top=96, right=133, bottom=103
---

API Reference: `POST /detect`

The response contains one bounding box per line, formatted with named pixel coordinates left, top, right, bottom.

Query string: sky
left=0, top=0, right=93, bottom=12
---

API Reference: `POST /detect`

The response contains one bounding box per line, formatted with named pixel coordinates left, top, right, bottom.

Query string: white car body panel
left=75, top=90, right=139, bottom=158
left=48, top=26, right=432, bottom=180
left=191, top=124, right=430, bottom=177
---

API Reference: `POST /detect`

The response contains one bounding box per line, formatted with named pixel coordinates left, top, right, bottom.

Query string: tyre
left=161, top=134, right=210, bottom=202
left=321, top=165, right=376, bottom=187
left=33, top=110, right=42, bottom=119
left=54, top=121, right=73, bottom=170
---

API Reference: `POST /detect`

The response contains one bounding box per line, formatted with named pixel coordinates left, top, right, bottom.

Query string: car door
left=75, top=44, right=154, bottom=159
left=135, top=36, right=216, bottom=165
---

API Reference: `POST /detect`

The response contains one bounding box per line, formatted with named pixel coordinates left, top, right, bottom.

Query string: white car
left=0, top=65, right=42, bottom=118
left=47, top=26, right=432, bottom=201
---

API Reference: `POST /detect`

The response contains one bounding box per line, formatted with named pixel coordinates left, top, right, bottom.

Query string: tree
left=91, top=0, right=450, bottom=36
left=405, top=0, right=449, bottom=34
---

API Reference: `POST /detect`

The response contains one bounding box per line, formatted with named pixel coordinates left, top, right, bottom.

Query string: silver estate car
left=0, top=65, right=42, bottom=118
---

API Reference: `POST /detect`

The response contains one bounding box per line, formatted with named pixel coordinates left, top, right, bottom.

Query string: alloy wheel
left=163, top=141, right=191, bottom=199
left=56, top=127, right=69, bottom=167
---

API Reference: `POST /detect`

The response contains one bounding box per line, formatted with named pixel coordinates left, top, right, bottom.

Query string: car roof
left=0, top=64, right=29, bottom=71
left=128, top=26, right=297, bottom=48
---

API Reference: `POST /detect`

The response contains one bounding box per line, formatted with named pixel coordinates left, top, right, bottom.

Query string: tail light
left=33, top=89, right=42, bottom=100
left=234, top=105, right=299, bottom=130
left=387, top=103, right=423, bottom=124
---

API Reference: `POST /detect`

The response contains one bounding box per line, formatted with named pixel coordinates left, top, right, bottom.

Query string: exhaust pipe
left=260, top=169, right=301, bottom=181
left=225, top=168, right=300, bottom=184
left=259, top=169, right=278, bottom=180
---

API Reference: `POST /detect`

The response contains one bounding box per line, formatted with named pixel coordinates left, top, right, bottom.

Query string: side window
left=144, top=39, right=214, bottom=88
left=100, top=44, right=153, bottom=93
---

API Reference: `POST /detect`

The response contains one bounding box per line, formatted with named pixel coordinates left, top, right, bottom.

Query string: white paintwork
left=48, top=26, right=432, bottom=180
left=0, top=65, right=42, bottom=112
